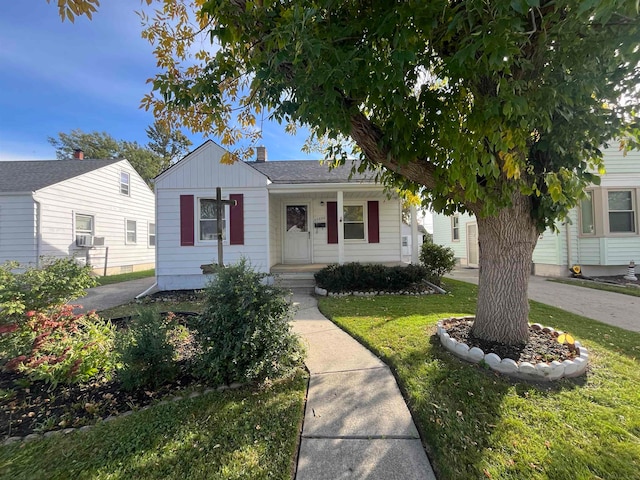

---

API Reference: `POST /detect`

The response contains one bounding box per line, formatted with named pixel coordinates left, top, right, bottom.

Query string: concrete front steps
left=273, top=271, right=316, bottom=291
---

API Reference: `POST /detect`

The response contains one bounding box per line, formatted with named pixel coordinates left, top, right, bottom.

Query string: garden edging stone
left=436, top=318, right=589, bottom=382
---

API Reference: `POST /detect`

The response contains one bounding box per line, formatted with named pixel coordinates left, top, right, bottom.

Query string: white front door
left=284, top=204, right=311, bottom=264
left=467, top=223, right=479, bottom=267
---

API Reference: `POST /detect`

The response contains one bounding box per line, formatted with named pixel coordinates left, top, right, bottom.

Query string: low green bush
left=115, top=308, right=179, bottom=391
left=419, top=241, right=456, bottom=286
left=0, top=258, right=96, bottom=322
left=191, top=259, right=304, bottom=385
left=314, top=262, right=430, bottom=293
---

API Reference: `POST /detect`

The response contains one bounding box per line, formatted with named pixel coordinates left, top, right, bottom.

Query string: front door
left=284, top=204, right=311, bottom=264
left=467, top=223, right=479, bottom=267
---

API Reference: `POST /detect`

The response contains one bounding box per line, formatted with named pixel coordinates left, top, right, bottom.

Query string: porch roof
left=247, top=159, right=377, bottom=184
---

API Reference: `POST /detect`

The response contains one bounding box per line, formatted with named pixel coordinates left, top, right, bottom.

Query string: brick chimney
left=73, top=149, right=84, bottom=160
left=256, top=146, right=267, bottom=163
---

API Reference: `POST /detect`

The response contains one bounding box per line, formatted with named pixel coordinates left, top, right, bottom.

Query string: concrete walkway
left=290, top=293, right=436, bottom=480
left=74, top=277, right=156, bottom=312
left=447, top=267, right=640, bottom=333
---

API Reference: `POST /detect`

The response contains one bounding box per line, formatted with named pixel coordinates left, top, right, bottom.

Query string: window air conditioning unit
left=76, top=234, right=93, bottom=247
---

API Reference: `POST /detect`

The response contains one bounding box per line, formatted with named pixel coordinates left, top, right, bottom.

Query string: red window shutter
left=229, top=194, right=244, bottom=245
left=180, top=195, right=195, bottom=246
left=327, top=201, right=338, bottom=244
left=367, top=200, right=380, bottom=243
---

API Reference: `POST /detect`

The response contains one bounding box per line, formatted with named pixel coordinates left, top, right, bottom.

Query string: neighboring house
left=0, top=155, right=155, bottom=275
left=154, top=140, right=410, bottom=290
left=401, top=222, right=426, bottom=262
left=433, top=146, right=640, bottom=277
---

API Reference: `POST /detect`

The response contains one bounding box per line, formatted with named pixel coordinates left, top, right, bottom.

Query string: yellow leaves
left=499, top=151, right=521, bottom=180
left=557, top=333, right=575, bottom=345
left=48, top=0, right=100, bottom=22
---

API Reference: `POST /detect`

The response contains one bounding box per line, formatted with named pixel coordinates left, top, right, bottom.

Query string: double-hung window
left=120, top=171, right=130, bottom=196
left=451, top=215, right=460, bottom=241
left=343, top=205, right=365, bottom=240
left=580, top=191, right=595, bottom=235
left=75, top=213, right=94, bottom=237
left=148, top=223, right=156, bottom=247
left=199, top=198, right=226, bottom=241
left=126, top=220, right=137, bottom=244
left=608, top=190, right=636, bottom=233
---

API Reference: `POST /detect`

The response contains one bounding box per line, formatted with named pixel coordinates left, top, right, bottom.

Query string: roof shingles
left=247, top=160, right=376, bottom=184
left=0, top=159, right=122, bottom=193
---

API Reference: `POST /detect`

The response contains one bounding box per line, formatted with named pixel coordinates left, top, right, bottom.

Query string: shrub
left=1, top=258, right=98, bottom=373
left=115, top=308, right=178, bottom=391
left=191, top=259, right=304, bottom=385
left=419, top=241, right=456, bottom=286
left=2, top=305, right=116, bottom=387
left=0, top=258, right=96, bottom=323
left=314, top=263, right=430, bottom=293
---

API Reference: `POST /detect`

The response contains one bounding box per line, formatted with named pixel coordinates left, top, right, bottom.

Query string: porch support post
left=337, top=190, right=344, bottom=265
left=411, top=204, right=419, bottom=264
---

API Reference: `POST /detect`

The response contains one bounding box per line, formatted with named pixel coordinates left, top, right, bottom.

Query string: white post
left=337, top=190, right=344, bottom=265
left=624, top=260, right=637, bottom=281
left=411, top=204, right=419, bottom=264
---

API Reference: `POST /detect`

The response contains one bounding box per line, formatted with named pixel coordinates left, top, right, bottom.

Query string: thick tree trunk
left=471, top=194, right=540, bottom=345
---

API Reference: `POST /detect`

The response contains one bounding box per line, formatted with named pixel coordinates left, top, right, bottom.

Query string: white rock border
left=314, top=285, right=437, bottom=297
left=436, top=317, right=588, bottom=382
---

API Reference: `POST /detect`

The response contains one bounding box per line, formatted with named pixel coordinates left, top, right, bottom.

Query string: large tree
left=146, top=120, right=193, bottom=171
left=48, top=129, right=163, bottom=186
left=56, top=0, right=640, bottom=345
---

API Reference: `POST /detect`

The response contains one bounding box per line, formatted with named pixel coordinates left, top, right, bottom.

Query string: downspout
left=565, top=221, right=572, bottom=269
left=34, top=197, right=41, bottom=267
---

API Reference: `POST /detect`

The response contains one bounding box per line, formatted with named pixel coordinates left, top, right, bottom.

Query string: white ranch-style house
left=153, top=140, right=421, bottom=291
left=0, top=153, right=155, bottom=275
left=433, top=146, right=640, bottom=277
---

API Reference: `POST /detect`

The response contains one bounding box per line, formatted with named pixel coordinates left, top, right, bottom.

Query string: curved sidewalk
left=73, top=277, right=156, bottom=312
left=290, top=293, right=436, bottom=480
left=447, top=268, right=640, bottom=333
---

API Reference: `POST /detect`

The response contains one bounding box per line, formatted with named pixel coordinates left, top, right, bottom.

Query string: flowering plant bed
left=436, top=317, right=589, bottom=381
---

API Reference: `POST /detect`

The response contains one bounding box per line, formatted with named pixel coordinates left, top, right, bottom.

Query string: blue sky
left=0, top=0, right=314, bottom=161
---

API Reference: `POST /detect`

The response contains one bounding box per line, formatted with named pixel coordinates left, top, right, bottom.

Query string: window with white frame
left=608, top=190, right=636, bottom=233
left=126, top=220, right=137, bottom=244
left=451, top=215, right=460, bottom=241
left=75, top=213, right=94, bottom=237
left=120, top=171, right=130, bottom=196
left=343, top=205, right=365, bottom=240
left=148, top=223, right=156, bottom=247
left=580, top=191, right=595, bottom=235
left=199, top=198, right=226, bottom=241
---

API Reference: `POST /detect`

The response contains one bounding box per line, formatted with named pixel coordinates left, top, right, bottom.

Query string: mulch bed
left=443, top=318, right=578, bottom=364
left=1, top=311, right=204, bottom=440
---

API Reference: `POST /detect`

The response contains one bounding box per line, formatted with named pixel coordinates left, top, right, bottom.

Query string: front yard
left=318, top=279, right=640, bottom=479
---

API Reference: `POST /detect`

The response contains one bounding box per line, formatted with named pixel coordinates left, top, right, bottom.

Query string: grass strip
left=549, top=277, right=640, bottom=298
left=94, top=269, right=155, bottom=286
left=318, top=279, right=640, bottom=480
left=0, top=372, right=307, bottom=480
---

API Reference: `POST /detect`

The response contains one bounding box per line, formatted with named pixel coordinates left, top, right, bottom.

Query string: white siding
left=156, top=186, right=269, bottom=290
left=307, top=191, right=401, bottom=264
left=433, top=211, right=475, bottom=264
left=600, top=147, right=640, bottom=174
left=34, top=160, right=155, bottom=273
left=155, top=140, right=268, bottom=191
left=0, top=195, right=37, bottom=265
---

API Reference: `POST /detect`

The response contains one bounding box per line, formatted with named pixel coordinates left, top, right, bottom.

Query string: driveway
left=447, top=267, right=640, bottom=333
left=73, top=277, right=156, bottom=313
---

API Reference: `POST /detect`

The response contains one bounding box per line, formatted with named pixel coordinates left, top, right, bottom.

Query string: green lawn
left=0, top=374, right=307, bottom=480
left=94, top=269, right=155, bottom=286
left=318, top=279, right=640, bottom=480
left=549, top=277, right=640, bottom=298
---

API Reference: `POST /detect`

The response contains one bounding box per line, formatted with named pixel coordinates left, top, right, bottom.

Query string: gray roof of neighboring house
left=247, top=159, right=377, bottom=184
left=0, top=158, right=122, bottom=193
